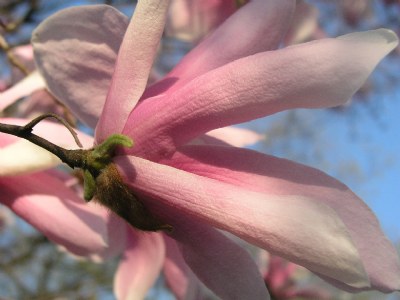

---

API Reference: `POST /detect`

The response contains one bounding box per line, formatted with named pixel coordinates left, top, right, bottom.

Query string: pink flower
left=7, top=0, right=400, bottom=298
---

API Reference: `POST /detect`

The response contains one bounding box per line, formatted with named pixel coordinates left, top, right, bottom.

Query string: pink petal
left=164, top=145, right=400, bottom=292
left=96, top=0, right=170, bottom=142
left=0, top=71, right=45, bottom=112
left=142, top=0, right=295, bottom=99
left=15, top=88, right=66, bottom=118
left=12, top=44, right=34, bottom=61
left=163, top=235, right=203, bottom=300
left=191, top=126, right=263, bottom=148
left=125, top=29, right=398, bottom=160
left=166, top=216, right=269, bottom=299
left=203, top=126, right=263, bottom=147
left=116, top=154, right=398, bottom=291
left=0, top=170, right=124, bottom=258
left=114, top=229, right=165, bottom=300
left=32, top=5, right=128, bottom=128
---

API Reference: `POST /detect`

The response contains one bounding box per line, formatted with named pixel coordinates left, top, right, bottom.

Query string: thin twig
left=24, top=113, right=83, bottom=148
left=0, top=114, right=88, bottom=169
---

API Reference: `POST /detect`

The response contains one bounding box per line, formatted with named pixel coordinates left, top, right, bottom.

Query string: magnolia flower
left=2, top=0, right=400, bottom=298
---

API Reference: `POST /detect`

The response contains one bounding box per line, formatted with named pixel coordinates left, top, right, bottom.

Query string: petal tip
left=338, top=28, right=399, bottom=51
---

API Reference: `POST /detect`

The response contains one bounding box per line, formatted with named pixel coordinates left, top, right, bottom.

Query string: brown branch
left=0, top=114, right=89, bottom=169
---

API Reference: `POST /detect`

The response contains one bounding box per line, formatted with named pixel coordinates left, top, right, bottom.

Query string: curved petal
left=32, top=5, right=128, bottom=128
left=114, top=229, right=165, bottom=300
left=0, top=118, right=93, bottom=175
left=0, top=71, right=45, bottom=112
left=163, top=145, right=400, bottom=292
left=203, top=126, right=263, bottom=147
left=142, top=0, right=295, bottom=99
left=163, top=235, right=204, bottom=300
left=124, top=29, right=398, bottom=160
left=191, top=126, right=263, bottom=147
left=96, top=0, right=171, bottom=142
left=166, top=218, right=270, bottom=299
left=0, top=170, right=121, bottom=258
left=117, top=155, right=389, bottom=291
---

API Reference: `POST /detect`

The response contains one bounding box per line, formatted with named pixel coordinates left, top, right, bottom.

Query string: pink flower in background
left=0, top=71, right=46, bottom=113
left=166, top=0, right=237, bottom=42
left=284, top=0, right=321, bottom=45
left=260, top=253, right=331, bottom=299
left=0, top=45, right=62, bottom=117
left=340, top=0, right=370, bottom=26
left=2, top=0, right=399, bottom=298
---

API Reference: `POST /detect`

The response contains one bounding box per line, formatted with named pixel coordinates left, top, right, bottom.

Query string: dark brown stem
left=0, top=115, right=89, bottom=169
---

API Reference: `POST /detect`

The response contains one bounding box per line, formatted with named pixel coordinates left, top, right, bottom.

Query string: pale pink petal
left=163, top=235, right=203, bottom=300
left=124, top=29, right=398, bottom=160
left=12, top=44, right=34, bottom=61
left=142, top=0, right=295, bottom=99
left=16, top=89, right=66, bottom=118
left=166, top=0, right=236, bottom=42
left=190, top=127, right=263, bottom=147
left=0, top=118, right=93, bottom=175
left=0, top=139, right=62, bottom=176
left=114, top=229, right=165, bottom=300
left=0, top=71, right=45, bottom=112
left=166, top=218, right=270, bottom=299
left=0, top=170, right=123, bottom=257
left=32, top=5, right=128, bottom=128
left=203, top=126, right=263, bottom=147
left=96, top=0, right=171, bottom=142
left=117, top=155, right=390, bottom=291
left=190, top=127, right=263, bottom=149
left=163, top=145, right=400, bottom=292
